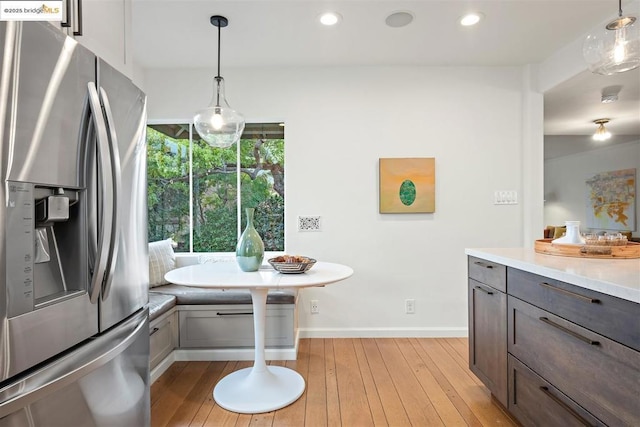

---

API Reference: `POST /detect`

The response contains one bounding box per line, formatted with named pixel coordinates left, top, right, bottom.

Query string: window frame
left=146, top=119, right=285, bottom=254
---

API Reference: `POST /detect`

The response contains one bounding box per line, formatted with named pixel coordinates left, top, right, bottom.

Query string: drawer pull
left=473, top=261, right=494, bottom=269
left=539, top=386, right=594, bottom=427
left=539, top=317, right=599, bottom=346
left=538, top=282, right=600, bottom=304
left=149, top=327, right=160, bottom=336
left=474, top=286, right=494, bottom=295
left=216, top=312, right=253, bottom=316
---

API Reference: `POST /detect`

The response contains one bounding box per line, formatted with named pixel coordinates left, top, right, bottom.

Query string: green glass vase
left=235, top=208, right=265, bottom=272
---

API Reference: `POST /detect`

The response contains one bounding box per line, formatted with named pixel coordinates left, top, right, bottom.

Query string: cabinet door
left=469, top=278, right=507, bottom=406
left=53, top=0, right=72, bottom=36
left=76, top=0, right=132, bottom=77
left=149, top=313, right=176, bottom=370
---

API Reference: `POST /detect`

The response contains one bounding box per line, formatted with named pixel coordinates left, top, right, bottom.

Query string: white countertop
left=465, top=248, right=640, bottom=303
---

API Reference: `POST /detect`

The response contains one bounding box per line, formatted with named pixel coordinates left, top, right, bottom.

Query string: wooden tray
left=535, top=239, right=640, bottom=259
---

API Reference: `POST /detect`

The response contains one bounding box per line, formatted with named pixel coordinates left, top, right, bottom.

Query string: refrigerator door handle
left=86, top=82, right=114, bottom=304
left=98, top=87, right=122, bottom=301
left=0, top=310, right=147, bottom=419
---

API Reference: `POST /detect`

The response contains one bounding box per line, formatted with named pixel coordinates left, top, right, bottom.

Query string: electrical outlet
left=310, top=300, right=319, bottom=314
left=405, top=299, right=415, bottom=314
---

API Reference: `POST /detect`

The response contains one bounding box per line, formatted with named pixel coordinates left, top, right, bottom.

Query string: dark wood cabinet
left=508, top=295, right=640, bottom=426
left=508, top=355, right=606, bottom=427
left=508, top=268, right=639, bottom=351
left=468, top=257, right=507, bottom=407
left=468, top=254, right=640, bottom=427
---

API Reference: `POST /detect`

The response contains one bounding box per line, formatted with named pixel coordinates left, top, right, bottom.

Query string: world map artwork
left=585, top=168, right=636, bottom=231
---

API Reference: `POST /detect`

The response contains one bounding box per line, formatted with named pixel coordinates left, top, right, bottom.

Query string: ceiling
left=543, top=66, right=640, bottom=159
left=131, top=0, right=640, bottom=158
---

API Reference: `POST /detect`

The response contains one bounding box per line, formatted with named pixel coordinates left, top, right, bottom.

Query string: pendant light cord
left=209, top=15, right=229, bottom=108
left=216, top=22, right=222, bottom=78
left=618, top=0, right=622, bottom=18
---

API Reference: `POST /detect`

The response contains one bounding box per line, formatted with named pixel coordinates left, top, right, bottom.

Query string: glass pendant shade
left=584, top=11, right=640, bottom=75
left=194, top=76, right=245, bottom=148
left=193, top=15, right=245, bottom=149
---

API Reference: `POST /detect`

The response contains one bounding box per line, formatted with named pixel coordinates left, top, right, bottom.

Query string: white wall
left=545, top=141, right=640, bottom=237
left=143, top=65, right=530, bottom=337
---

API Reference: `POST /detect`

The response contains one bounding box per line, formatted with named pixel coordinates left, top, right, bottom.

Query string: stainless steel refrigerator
left=0, top=21, right=150, bottom=426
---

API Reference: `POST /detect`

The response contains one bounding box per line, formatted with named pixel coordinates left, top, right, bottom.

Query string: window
left=147, top=123, right=285, bottom=252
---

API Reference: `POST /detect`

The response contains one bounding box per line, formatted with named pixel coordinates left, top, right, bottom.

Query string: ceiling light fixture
left=593, top=118, right=612, bottom=141
left=193, top=15, right=245, bottom=148
left=319, top=12, right=342, bottom=26
left=583, top=0, right=640, bottom=75
left=460, top=12, right=483, bottom=27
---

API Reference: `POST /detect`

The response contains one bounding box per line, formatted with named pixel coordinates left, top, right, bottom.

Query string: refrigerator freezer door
left=0, top=310, right=150, bottom=427
left=97, top=59, right=148, bottom=332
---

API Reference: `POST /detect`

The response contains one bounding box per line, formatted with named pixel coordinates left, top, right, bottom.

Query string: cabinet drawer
left=508, top=268, right=640, bottom=351
left=508, top=296, right=640, bottom=426
left=468, top=256, right=506, bottom=292
left=508, top=355, right=605, bottom=427
left=179, top=305, right=294, bottom=348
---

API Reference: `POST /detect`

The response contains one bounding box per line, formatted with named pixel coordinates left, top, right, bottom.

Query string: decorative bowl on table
left=268, top=255, right=317, bottom=274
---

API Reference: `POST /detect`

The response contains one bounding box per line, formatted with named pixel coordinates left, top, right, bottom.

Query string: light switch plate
left=494, top=190, right=518, bottom=205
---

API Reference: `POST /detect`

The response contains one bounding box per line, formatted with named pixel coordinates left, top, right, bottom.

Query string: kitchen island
left=465, top=248, right=639, bottom=303
left=465, top=248, right=639, bottom=427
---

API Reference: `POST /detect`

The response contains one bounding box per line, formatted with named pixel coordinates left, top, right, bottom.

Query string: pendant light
left=583, top=0, right=640, bottom=75
left=593, top=119, right=612, bottom=141
left=193, top=15, right=245, bottom=148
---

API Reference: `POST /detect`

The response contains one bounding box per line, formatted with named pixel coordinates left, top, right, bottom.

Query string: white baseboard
left=150, top=351, right=176, bottom=385
left=298, top=327, right=468, bottom=338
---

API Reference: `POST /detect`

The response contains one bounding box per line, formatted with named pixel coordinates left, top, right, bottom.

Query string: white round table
left=164, top=261, right=353, bottom=414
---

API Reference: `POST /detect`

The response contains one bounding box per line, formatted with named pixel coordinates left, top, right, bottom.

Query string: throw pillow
left=148, top=239, right=176, bottom=287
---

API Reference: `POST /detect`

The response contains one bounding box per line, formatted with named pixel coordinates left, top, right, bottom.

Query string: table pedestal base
left=213, top=365, right=305, bottom=414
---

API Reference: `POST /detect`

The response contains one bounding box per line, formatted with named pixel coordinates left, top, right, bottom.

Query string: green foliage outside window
left=147, top=124, right=284, bottom=252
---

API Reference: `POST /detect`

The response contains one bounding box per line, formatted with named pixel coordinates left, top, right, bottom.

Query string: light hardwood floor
left=151, top=338, right=517, bottom=427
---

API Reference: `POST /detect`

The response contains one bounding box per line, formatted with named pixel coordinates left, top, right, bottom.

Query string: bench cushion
left=149, top=284, right=296, bottom=305
left=148, top=293, right=177, bottom=321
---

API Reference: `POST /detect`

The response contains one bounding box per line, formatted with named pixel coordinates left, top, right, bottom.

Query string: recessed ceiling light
left=319, top=12, right=342, bottom=26
left=460, top=12, right=484, bottom=27
left=385, top=11, right=414, bottom=28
